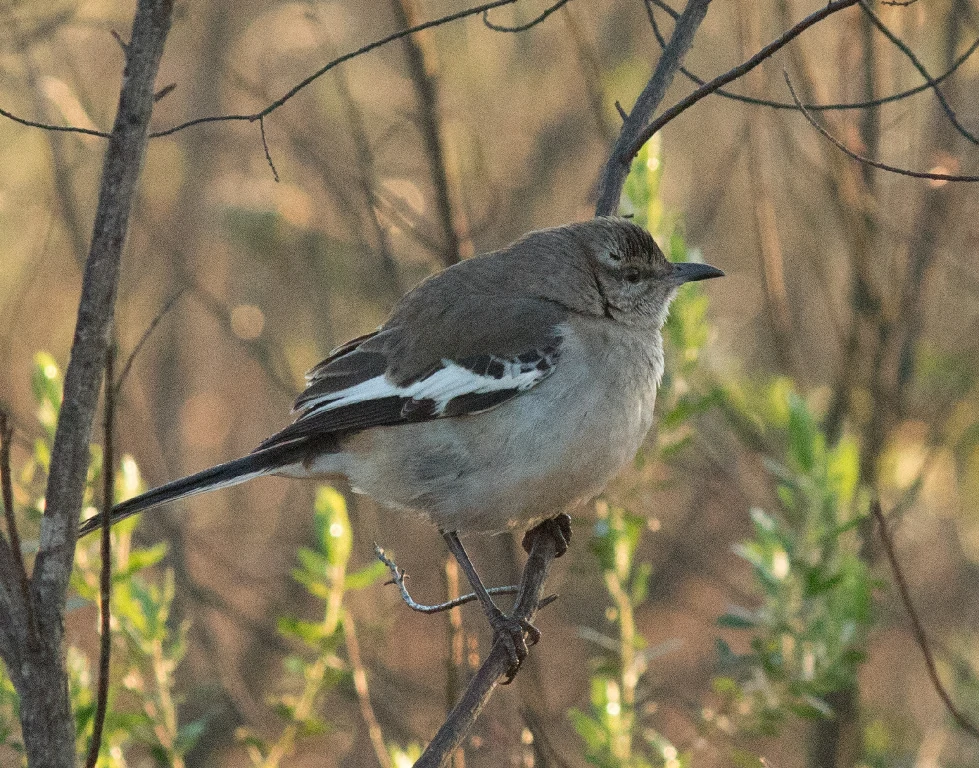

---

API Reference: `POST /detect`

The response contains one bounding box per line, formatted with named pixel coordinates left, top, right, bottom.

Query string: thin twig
left=871, top=501, right=979, bottom=739
left=258, top=116, right=280, bottom=182
left=375, top=544, right=521, bottom=613
left=0, top=105, right=111, bottom=138
left=0, top=0, right=518, bottom=143
left=147, top=0, right=517, bottom=140
left=85, top=345, right=116, bottom=768
left=482, top=0, right=575, bottom=32
left=342, top=609, right=392, bottom=768
left=115, top=289, right=184, bottom=395
left=859, top=1, right=979, bottom=146
left=643, top=0, right=979, bottom=114
left=784, top=72, right=979, bottom=182
left=625, top=0, right=862, bottom=161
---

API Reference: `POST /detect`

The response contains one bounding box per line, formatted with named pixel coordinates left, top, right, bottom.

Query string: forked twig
left=374, top=544, right=527, bottom=613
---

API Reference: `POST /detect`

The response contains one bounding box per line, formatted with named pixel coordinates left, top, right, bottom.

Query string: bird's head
left=568, top=217, right=723, bottom=327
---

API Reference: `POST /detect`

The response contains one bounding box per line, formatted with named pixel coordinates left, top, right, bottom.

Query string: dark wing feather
left=254, top=331, right=563, bottom=453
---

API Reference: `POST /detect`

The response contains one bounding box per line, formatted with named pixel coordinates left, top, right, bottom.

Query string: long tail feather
left=78, top=441, right=310, bottom=537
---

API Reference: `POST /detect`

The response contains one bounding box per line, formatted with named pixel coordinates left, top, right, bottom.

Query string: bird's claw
left=490, top=610, right=540, bottom=684
left=522, top=513, right=572, bottom=558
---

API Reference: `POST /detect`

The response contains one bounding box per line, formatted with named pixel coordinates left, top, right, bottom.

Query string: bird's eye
left=623, top=268, right=642, bottom=283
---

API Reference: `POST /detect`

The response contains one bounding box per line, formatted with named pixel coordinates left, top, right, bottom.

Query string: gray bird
left=80, top=216, right=722, bottom=668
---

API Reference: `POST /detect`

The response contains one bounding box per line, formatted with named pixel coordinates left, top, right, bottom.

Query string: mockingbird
left=80, top=216, right=722, bottom=668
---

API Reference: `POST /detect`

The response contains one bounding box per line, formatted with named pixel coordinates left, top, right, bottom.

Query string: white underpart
left=299, top=358, right=549, bottom=418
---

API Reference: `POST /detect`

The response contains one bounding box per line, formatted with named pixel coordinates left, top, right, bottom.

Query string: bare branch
left=0, top=412, right=30, bottom=615
left=0, top=411, right=31, bottom=665
left=258, top=116, right=280, bottom=182
left=872, top=501, right=979, bottom=740
left=595, top=0, right=712, bottom=215
left=16, top=3, right=173, bottom=764
left=784, top=72, right=979, bottom=182
left=32, top=0, right=173, bottom=633
left=615, top=0, right=862, bottom=181
left=859, top=1, right=979, bottom=145
left=115, top=289, right=185, bottom=396
left=644, top=0, right=979, bottom=113
left=482, top=0, right=575, bottom=33
left=0, top=0, right=517, bottom=159
left=414, top=525, right=560, bottom=768
left=375, top=544, right=523, bottom=613
left=147, top=0, right=517, bottom=140
left=0, top=104, right=111, bottom=138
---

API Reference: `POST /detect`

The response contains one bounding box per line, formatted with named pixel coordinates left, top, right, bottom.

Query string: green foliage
left=568, top=137, right=711, bottom=768
left=571, top=503, right=689, bottom=768
left=0, top=353, right=199, bottom=767
left=713, top=382, right=875, bottom=735
left=239, top=485, right=386, bottom=768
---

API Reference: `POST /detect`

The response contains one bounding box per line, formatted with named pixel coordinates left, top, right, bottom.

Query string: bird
left=79, top=216, right=722, bottom=670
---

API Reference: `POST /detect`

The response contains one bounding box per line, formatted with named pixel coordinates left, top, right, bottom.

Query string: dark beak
left=671, top=261, right=724, bottom=284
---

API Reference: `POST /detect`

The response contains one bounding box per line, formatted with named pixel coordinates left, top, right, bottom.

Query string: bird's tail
left=78, top=440, right=311, bottom=537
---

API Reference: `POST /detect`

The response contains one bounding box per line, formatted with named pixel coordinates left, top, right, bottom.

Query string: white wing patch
left=297, top=357, right=549, bottom=418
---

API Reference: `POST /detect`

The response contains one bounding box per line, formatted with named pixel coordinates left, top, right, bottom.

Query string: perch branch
left=414, top=524, right=561, bottom=767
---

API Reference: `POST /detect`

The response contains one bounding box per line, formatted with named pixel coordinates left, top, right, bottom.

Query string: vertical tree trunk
left=8, top=2, right=173, bottom=766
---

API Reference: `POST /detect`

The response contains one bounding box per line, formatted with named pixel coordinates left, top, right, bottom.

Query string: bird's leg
left=442, top=530, right=540, bottom=677
left=522, top=513, right=572, bottom=557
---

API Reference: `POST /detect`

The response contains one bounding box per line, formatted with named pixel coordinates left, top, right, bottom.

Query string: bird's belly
left=334, top=360, right=658, bottom=533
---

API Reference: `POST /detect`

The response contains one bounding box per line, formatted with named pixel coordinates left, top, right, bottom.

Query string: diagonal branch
left=147, top=0, right=517, bottom=140
left=595, top=0, right=712, bottom=215
left=628, top=0, right=861, bottom=156
left=596, top=0, right=863, bottom=215
left=859, top=0, right=979, bottom=146
left=414, top=523, right=560, bottom=768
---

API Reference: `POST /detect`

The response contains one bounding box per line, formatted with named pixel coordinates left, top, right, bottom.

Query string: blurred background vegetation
left=2, top=0, right=979, bottom=766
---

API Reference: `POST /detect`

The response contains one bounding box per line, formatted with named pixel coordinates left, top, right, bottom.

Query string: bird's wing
left=254, top=310, right=565, bottom=453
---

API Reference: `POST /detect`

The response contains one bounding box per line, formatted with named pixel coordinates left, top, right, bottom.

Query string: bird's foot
left=522, top=513, right=572, bottom=558
left=489, top=607, right=541, bottom=684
